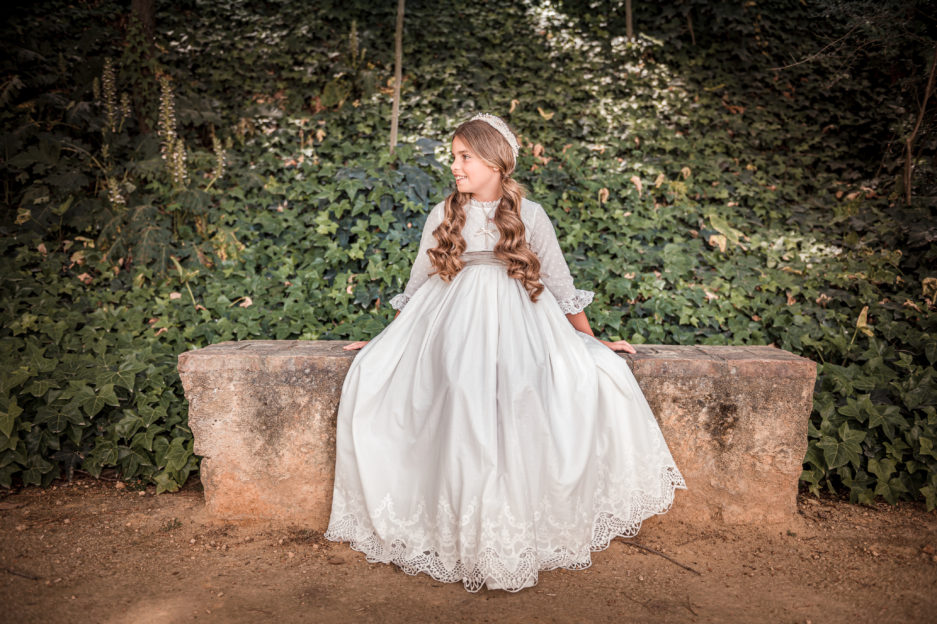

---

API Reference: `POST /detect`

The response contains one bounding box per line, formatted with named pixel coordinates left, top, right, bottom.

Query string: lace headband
left=469, top=113, right=519, bottom=162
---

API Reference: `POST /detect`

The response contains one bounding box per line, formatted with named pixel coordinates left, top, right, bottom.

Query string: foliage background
left=1, top=0, right=935, bottom=508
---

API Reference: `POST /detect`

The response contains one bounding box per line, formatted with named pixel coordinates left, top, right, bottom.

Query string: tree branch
left=623, top=541, right=703, bottom=575
left=904, top=43, right=937, bottom=205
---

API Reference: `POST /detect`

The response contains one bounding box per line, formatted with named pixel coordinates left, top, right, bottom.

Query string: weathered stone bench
left=177, top=341, right=817, bottom=529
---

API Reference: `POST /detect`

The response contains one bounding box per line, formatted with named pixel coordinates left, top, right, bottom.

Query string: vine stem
left=769, top=24, right=860, bottom=71
left=904, top=43, right=937, bottom=206
left=3, top=567, right=40, bottom=581
left=183, top=281, right=196, bottom=306
left=62, top=143, right=108, bottom=177
left=170, top=255, right=198, bottom=306
left=840, top=326, right=859, bottom=366
left=623, top=541, right=702, bottom=575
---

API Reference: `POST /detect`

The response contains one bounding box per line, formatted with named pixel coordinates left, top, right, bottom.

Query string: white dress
left=324, top=196, right=687, bottom=592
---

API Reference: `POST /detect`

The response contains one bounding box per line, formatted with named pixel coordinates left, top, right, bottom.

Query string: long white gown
left=323, top=195, right=687, bottom=592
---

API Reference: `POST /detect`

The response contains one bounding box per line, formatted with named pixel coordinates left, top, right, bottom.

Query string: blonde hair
left=426, top=119, right=545, bottom=302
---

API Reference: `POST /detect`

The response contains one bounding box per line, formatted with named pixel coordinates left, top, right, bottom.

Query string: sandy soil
left=2, top=476, right=935, bottom=624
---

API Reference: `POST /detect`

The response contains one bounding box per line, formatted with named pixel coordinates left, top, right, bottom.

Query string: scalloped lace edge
left=557, top=288, right=595, bottom=315
left=388, top=293, right=410, bottom=310
left=324, top=465, right=686, bottom=593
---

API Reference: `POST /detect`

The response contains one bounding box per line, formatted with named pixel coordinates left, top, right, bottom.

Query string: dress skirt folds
left=324, top=250, right=687, bottom=592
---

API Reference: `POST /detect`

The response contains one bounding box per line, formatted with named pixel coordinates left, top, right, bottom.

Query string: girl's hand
left=343, top=340, right=370, bottom=351
left=599, top=339, right=636, bottom=354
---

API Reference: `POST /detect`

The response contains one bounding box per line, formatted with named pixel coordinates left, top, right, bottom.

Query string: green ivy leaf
left=79, top=383, right=120, bottom=418
left=100, top=358, right=147, bottom=393
left=24, top=341, right=57, bottom=374
left=1, top=366, right=32, bottom=394
left=0, top=398, right=23, bottom=438
left=117, top=445, right=153, bottom=478
left=162, top=436, right=190, bottom=472
left=0, top=464, right=18, bottom=489
left=919, top=437, right=937, bottom=460
left=24, top=379, right=60, bottom=398
left=819, top=422, right=866, bottom=470
left=874, top=476, right=908, bottom=505
left=115, top=412, right=145, bottom=439
left=921, top=485, right=937, bottom=512
left=867, top=457, right=896, bottom=483
left=154, top=469, right=181, bottom=494
left=21, top=468, right=42, bottom=486
left=923, top=340, right=937, bottom=367
left=34, top=405, right=70, bottom=434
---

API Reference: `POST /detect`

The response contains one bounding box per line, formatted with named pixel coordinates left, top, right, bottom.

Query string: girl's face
left=450, top=136, right=501, bottom=200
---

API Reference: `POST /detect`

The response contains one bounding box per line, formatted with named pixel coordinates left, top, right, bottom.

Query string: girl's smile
left=450, top=135, right=502, bottom=201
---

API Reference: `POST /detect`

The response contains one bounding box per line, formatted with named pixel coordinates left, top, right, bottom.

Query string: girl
left=324, top=113, right=687, bottom=593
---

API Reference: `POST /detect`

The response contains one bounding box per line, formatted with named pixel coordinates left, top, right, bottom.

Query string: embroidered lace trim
left=556, top=288, right=595, bottom=315
left=324, top=464, right=686, bottom=593
left=468, top=197, right=502, bottom=210
left=388, top=293, right=410, bottom=310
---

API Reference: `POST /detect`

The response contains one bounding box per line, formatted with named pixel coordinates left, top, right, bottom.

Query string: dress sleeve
left=527, top=202, right=595, bottom=315
left=389, top=202, right=444, bottom=311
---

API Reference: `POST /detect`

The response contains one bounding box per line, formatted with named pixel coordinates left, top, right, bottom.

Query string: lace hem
left=324, top=465, right=686, bottom=593
left=556, top=289, right=595, bottom=315
left=388, top=293, right=410, bottom=310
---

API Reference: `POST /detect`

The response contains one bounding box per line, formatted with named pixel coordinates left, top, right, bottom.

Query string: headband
left=469, top=113, right=519, bottom=162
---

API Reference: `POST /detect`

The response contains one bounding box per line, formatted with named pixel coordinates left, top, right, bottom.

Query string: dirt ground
left=2, top=475, right=935, bottom=624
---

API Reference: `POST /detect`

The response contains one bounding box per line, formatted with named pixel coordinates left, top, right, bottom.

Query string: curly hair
left=426, top=119, right=545, bottom=303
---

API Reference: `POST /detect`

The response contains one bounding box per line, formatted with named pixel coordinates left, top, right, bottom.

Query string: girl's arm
left=566, top=309, right=635, bottom=353
left=387, top=202, right=445, bottom=312
left=344, top=308, right=401, bottom=350
left=528, top=202, right=634, bottom=353
left=527, top=204, right=595, bottom=317
left=565, top=310, right=594, bottom=336
left=344, top=205, right=441, bottom=351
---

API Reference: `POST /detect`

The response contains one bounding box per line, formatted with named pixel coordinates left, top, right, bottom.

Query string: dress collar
left=468, top=196, right=502, bottom=211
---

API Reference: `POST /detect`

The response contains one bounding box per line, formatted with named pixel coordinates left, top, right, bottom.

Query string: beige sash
left=460, top=251, right=507, bottom=267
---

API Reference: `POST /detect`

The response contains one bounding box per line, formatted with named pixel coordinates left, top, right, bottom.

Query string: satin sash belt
left=460, top=251, right=507, bottom=267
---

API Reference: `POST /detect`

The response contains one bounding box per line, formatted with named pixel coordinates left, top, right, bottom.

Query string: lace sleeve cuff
left=388, top=293, right=410, bottom=311
left=556, top=289, right=595, bottom=315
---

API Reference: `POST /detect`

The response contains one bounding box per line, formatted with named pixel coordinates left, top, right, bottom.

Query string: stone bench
left=177, top=341, right=817, bottom=529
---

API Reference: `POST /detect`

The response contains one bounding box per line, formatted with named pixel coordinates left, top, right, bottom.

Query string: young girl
left=324, top=113, right=687, bottom=593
